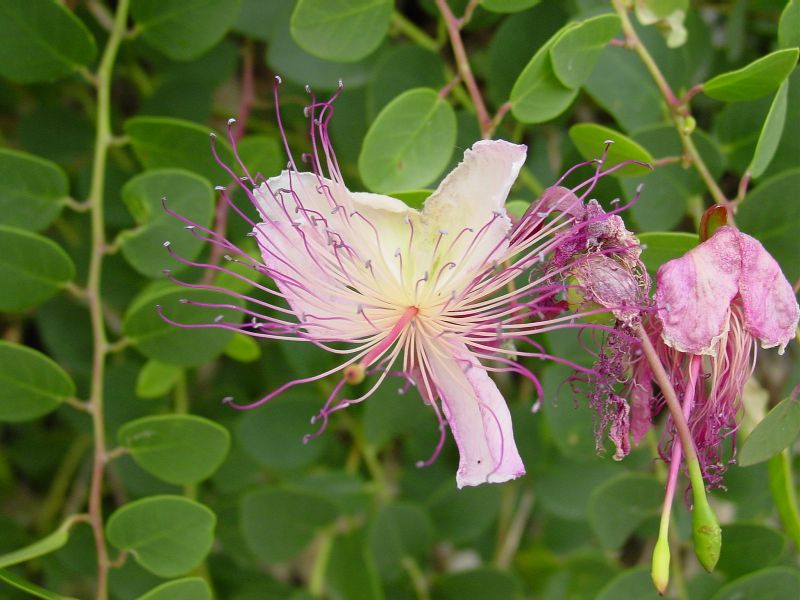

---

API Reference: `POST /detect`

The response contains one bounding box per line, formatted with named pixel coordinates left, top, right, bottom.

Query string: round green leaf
left=124, top=116, right=235, bottom=183
left=135, top=360, right=184, bottom=399
left=236, top=135, right=285, bottom=180
left=596, top=567, right=662, bottom=600
left=137, top=577, right=212, bottom=600
left=0, top=0, right=97, bottom=83
left=748, top=80, right=789, bottom=179
left=638, top=231, right=699, bottom=276
left=427, top=482, right=501, bottom=544
left=0, top=226, right=75, bottom=311
left=538, top=459, right=622, bottom=521
left=568, top=123, right=653, bottom=176
left=106, top=496, right=216, bottom=578
left=739, top=394, right=800, bottom=467
left=716, top=523, right=786, bottom=576
left=223, top=333, right=261, bottom=363
left=510, top=27, right=579, bottom=123
left=240, top=488, right=337, bottom=563
left=131, top=0, right=241, bottom=61
left=367, top=45, right=445, bottom=119
left=0, top=148, right=68, bottom=232
left=588, top=473, right=663, bottom=549
left=0, top=341, right=74, bottom=422
left=123, top=281, right=244, bottom=367
left=368, top=502, right=434, bottom=581
left=118, top=415, right=231, bottom=485
left=327, top=530, right=384, bottom=600
left=737, top=168, right=800, bottom=281
left=119, top=169, right=215, bottom=277
left=710, top=567, right=800, bottom=600
left=358, top=88, right=456, bottom=193
left=236, top=392, right=328, bottom=471
left=434, top=568, right=522, bottom=600
left=703, top=48, right=799, bottom=102
left=290, top=0, right=392, bottom=62
left=550, top=14, right=621, bottom=89
left=481, top=0, right=541, bottom=13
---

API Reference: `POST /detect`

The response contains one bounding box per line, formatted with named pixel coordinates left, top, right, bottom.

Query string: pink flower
left=161, top=80, right=645, bottom=488
left=638, top=226, right=798, bottom=486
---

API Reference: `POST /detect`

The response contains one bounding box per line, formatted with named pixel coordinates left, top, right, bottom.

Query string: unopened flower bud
left=651, top=535, right=671, bottom=595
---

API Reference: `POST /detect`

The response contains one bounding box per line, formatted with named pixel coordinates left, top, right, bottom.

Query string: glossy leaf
left=125, top=116, right=235, bottom=183
left=123, top=282, right=243, bottom=367
left=638, top=231, right=699, bottom=276
left=550, top=14, right=621, bottom=89
left=739, top=394, right=800, bottom=467
left=779, top=0, right=800, bottom=49
left=0, top=226, right=75, bottom=311
left=118, top=415, right=231, bottom=485
left=481, top=0, right=541, bottom=12
left=749, top=80, right=789, bottom=178
left=119, top=169, right=215, bottom=277
left=135, top=360, right=184, bottom=399
left=0, top=341, right=74, bottom=422
left=359, top=88, right=456, bottom=192
left=568, top=123, right=653, bottom=176
left=716, top=523, right=785, bottom=576
left=106, top=496, right=216, bottom=578
left=290, top=0, right=392, bottom=62
left=0, top=568, right=77, bottom=600
left=0, top=0, right=96, bottom=83
left=588, top=473, right=663, bottom=549
left=0, top=517, right=78, bottom=568
left=240, top=488, right=337, bottom=563
left=703, top=48, right=799, bottom=102
left=131, top=0, right=241, bottom=61
left=137, top=577, right=212, bottom=600
left=709, top=567, right=800, bottom=600
left=0, top=148, right=68, bottom=232
left=368, top=502, right=434, bottom=581
left=510, top=27, right=579, bottom=123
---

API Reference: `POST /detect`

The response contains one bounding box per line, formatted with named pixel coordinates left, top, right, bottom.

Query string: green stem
left=391, top=11, right=440, bottom=52
left=402, top=557, right=431, bottom=600
left=85, top=1, right=131, bottom=598
left=309, top=530, right=334, bottom=598
left=769, top=449, right=800, bottom=548
left=36, top=436, right=91, bottom=535
left=611, top=0, right=730, bottom=207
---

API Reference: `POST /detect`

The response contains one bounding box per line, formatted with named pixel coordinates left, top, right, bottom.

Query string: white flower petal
left=424, top=340, right=525, bottom=488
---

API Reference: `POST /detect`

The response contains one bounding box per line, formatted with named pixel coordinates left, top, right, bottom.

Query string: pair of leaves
left=511, top=14, right=621, bottom=123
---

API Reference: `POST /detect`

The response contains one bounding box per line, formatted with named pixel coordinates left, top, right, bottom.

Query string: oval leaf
left=481, top=0, right=541, bottom=13
left=240, top=488, right=338, bottom=563
left=710, top=567, right=800, bottom=600
left=779, top=0, right=800, bottom=49
left=118, top=415, right=231, bottom=485
left=569, top=123, right=653, bottom=176
left=748, top=80, right=789, bottom=179
left=135, top=360, right=184, bottom=399
left=137, top=577, right=212, bottom=600
left=588, top=473, right=663, bottom=549
left=597, top=567, right=662, bottom=600
left=0, top=149, right=68, bottom=232
left=703, top=48, right=799, bottom=102
left=131, top=0, right=241, bottom=61
left=125, top=116, right=235, bottom=183
left=739, top=394, right=800, bottom=467
left=550, top=14, right=621, bottom=89
left=0, top=0, right=97, bottom=83
left=0, top=341, right=75, bottom=422
left=717, top=523, right=786, bottom=576
left=290, top=0, right=392, bottom=62
left=359, top=88, right=456, bottom=193
left=123, top=282, right=243, bottom=367
left=119, top=169, right=215, bottom=277
left=434, top=568, right=522, bottom=600
left=510, top=27, right=579, bottom=123
left=0, top=226, right=75, bottom=311
left=106, top=496, right=216, bottom=578
left=368, top=502, right=434, bottom=581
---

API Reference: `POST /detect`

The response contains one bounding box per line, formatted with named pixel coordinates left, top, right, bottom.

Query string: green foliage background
left=0, top=0, right=799, bottom=599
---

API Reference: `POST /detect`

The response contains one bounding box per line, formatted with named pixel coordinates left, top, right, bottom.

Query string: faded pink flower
left=637, top=226, right=799, bottom=486
left=160, top=80, right=645, bottom=488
